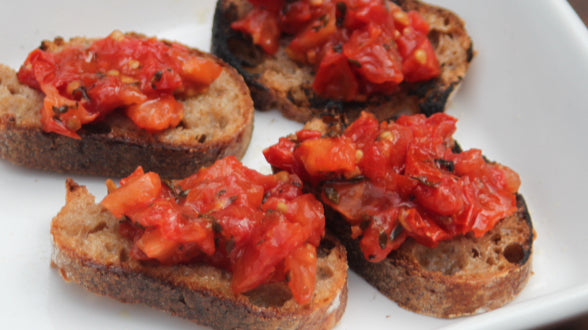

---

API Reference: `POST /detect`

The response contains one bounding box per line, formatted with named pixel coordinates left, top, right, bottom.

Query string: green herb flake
left=390, top=225, right=404, bottom=241
left=152, top=70, right=163, bottom=82
left=411, top=176, right=440, bottom=188
left=434, top=158, right=455, bottom=173
left=348, top=58, right=362, bottom=68
left=378, top=231, right=388, bottom=249
left=52, top=105, right=70, bottom=115
left=72, top=86, right=90, bottom=101
left=324, top=185, right=340, bottom=204
left=212, top=220, right=223, bottom=233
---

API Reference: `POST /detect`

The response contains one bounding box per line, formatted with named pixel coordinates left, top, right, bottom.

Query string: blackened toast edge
left=211, top=0, right=474, bottom=124
left=50, top=179, right=348, bottom=329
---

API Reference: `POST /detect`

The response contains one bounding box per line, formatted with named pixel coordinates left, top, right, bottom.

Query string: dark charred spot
left=317, top=237, right=336, bottom=257
left=416, top=81, right=458, bottom=116
left=466, top=41, right=475, bottom=63
left=336, top=2, right=347, bottom=27
left=82, top=122, right=111, bottom=135
left=227, top=36, right=264, bottom=67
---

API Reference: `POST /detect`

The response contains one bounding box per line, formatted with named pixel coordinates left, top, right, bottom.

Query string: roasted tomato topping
left=264, top=112, right=521, bottom=262
left=232, top=0, right=440, bottom=101
left=100, top=157, right=325, bottom=304
left=17, top=31, right=222, bottom=139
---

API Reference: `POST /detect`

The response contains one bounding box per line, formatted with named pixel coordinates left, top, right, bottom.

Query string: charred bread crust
left=325, top=193, right=533, bottom=318
left=0, top=33, right=254, bottom=179
left=51, top=179, right=348, bottom=329
left=211, top=0, right=474, bottom=123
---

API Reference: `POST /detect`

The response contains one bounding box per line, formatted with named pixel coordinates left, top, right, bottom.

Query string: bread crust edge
left=50, top=179, right=348, bottom=329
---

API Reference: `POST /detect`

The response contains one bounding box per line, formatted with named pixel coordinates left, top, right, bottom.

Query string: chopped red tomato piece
left=100, top=167, right=162, bottom=218
left=134, top=228, right=180, bottom=262
left=402, top=37, right=441, bottom=82
left=311, top=50, right=359, bottom=101
left=284, top=243, right=317, bottom=304
left=286, top=3, right=337, bottom=64
left=279, top=1, right=313, bottom=34
left=296, top=136, right=357, bottom=177
left=343, top=24, right=404, bottom=85
left=125, top=95, right=183, bottom=131
left=182, top=57, right=223, bottom=86
left=231, top=8, right=281, bottom=55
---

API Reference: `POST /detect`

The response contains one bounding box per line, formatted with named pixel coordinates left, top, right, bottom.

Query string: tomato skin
left=342, top=111, right=380, bottom=143
left=345, top=0, right=391, bottom=29
left=17, top=31, right=221, bottom=138
left=230, top=200, right=321, bottom=297
left=311, top=50, right=359, bottom=101
left=286, top=3, right=337, bottom=63
left=414, top=176, right=465, bottom=216
left=134, top=228, right=180, bottom=262
left=101, top=156, right=324, bottom=304
left=100, top=167, right=162, bottom=219
left=231, top=8, right=281, bottom=55
left=279, top=1, right=313, bottom=34
left=359, top=209, right=407, bottom=262
left=40, top=86, right=97, bottom=139
left=402, top=37, right=441, bottom=82
left=263, top=137, right=308, bottom=180
left=246, top=0, right=284, bottom=13
left=125, top=95, right=183, bottom=131
left=265, top=111, right=522, bottom=260
left=284, top=243, right=317, bottom=304
left=295, top=136, right=357, bottom=177
left=343, top=24, right=403, bottom=85
left=497, top=164, right=522, bottom=194
left=397, top=208, right=451, bottom=248
left=296, top=128, right=322, bottom=141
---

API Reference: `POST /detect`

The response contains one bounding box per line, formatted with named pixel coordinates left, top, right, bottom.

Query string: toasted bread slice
left=267, top=115, right=534, bottom=318
left=51, top=179, right=348, bottom=329
left=211, top=0, right=474, bottom=123
left=326, top=193, right=533, bottom=318
left=0, top=33, right=254, bottom=179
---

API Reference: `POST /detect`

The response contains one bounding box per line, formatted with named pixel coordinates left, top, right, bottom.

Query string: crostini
left=263, top=111, right=533, bottom=318
left=212, top=0, right=474, bottom=123
left=51, top=157, right=348, bottom=329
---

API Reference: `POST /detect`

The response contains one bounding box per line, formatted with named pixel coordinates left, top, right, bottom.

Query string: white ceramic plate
left=1, top=1, right=587, bottom=329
